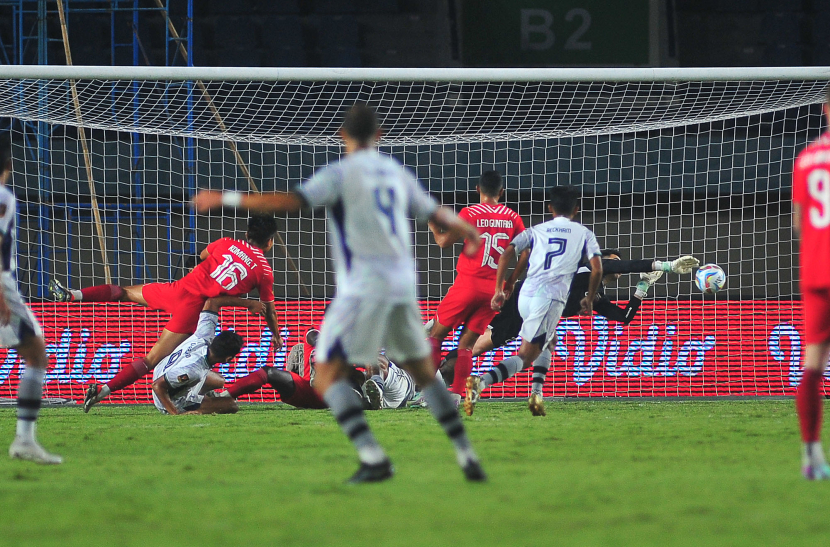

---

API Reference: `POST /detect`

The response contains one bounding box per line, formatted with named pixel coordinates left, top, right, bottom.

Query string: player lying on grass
left=426, top=170, right=525, bottom=404
left=1, top=135, right=61, bottom=464
left=361, top=353, right=446, bottom=410
left=49, top=215, right=283, bottom=412
left=791, top=86, right=830, bottom=480
left=464, top=185, right=603, bottom=417
left=439, top=250, right=699, bottom=415
left=151, top=299, right=244, bottom=415
left=193, top=103, right=487, bottom=483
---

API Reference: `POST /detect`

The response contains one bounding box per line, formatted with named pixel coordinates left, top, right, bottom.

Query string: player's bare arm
left=503, top=249, right=529, bottom=300
left=192, top=190, right=305, bottom=214
left=208, top=296, right=266, bottom=316
left=0, top=233, right=9, bottom=326
left=151, top=376, right=182, bottom=415
left=491, top=244, right=517, bottom=311
left=428, top=206, right=480, bottom=257
left=793, top=202, right=802, bottom=237
left=580, top=255, right=604, bottom=315
left=428, top=220, right=462, bottom=248
left=263, top=301, right=283, bottom=350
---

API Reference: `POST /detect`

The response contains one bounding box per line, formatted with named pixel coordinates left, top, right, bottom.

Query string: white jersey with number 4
left=511, top=216, right=601, bottom=303
left=152, top=311, right=219, bottom=413
left=295, top=149, right=438, bottom=301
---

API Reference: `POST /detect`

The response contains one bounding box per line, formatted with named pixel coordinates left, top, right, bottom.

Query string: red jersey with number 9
left=793, top=133, right=830, bottom=289
left=456, top=203, right=525, bottom=288
left=180, top=237, right=275, bottom=301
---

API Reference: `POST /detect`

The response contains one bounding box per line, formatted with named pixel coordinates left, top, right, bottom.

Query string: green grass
left=1, top=400, right=828, bottom=547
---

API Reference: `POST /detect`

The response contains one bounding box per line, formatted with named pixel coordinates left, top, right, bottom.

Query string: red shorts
left=803, top=288, right=830, bottom=345
left=282, top=372, right=327, bottom=409
left=435, top=280, right=497, bottom=335
left=142, top=280, right=207, bottom=335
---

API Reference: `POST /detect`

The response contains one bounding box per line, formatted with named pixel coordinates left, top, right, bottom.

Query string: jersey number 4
left=544, top=237, right=567, bottom=269
left=210, top=254, right=249, bottom=290
left=808, top=169, right=830, bottom=229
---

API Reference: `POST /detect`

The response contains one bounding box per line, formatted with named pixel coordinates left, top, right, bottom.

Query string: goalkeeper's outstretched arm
left=193, top=190, right=305, bottom=214
left=601, top=256, right=700, bottom=275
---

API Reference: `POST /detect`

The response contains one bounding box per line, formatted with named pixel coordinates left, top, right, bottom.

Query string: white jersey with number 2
left=511, top=216, right=601, bottom=303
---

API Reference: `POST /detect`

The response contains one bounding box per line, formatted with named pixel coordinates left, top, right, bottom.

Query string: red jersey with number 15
left=180, top=237, right=275, bottom=301
left=456, top=203, right=525, bottom=286
left=793, top=133, right=830, bottom=289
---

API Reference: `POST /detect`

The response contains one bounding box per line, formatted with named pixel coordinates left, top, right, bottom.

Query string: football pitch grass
left=1, top=400, right=829, bottom=547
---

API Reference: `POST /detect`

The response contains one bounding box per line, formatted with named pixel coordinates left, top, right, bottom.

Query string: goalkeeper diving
left=438, top=251, right=699, bottom=416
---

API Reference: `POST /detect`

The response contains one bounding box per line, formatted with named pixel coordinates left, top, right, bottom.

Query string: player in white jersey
left=151, top=299, right=244, bottom=415
left=465, top=185, right=603, bottom=416
left=362, top=354, right=446, bottom=410
left=193, top=103, right=487, bottom=483
left=0, top=136, right=61, bottom=464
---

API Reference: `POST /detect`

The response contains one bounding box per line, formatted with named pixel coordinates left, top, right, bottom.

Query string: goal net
left=0, top=66, right=826, bottom=403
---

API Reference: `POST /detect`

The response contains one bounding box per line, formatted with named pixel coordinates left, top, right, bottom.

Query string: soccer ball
left=695, top=264, right=726, bottom=294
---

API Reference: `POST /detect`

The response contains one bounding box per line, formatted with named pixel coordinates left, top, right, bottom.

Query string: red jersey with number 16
left=793, top=133, right=830, bottom=289
left=456, top=203, right=525, bottom=287
left=180, top=237, right=275, bottom=301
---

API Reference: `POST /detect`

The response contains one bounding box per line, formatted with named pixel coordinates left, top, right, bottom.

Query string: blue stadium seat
left=355, top=0, right=399, bottom=13
left=320, top=45, right=362, bottom=67
left=218, top=16, right=259, bottom=50
left=764, top=44, right=804, bottom=66
left=313, top=15, right=359, bottom=50
left=761, top=12, right=802, bottom=46
left=314, top=0, right=356, bottom=14
left=260, top=15, right=305, bottom=51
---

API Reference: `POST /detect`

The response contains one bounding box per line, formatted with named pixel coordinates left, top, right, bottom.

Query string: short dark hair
left=0, top=134, right=11, bottom=174
left=342, top=103, right=378, bottom=145
left=246, top=215, right=278, bottom=248
left=478, top=170, right=503, bottom=197
left=210, top=330, right=245, bottom=362
left=547, top=185, right=580, bottom=215
left=601, top=248, right=623, bottom=259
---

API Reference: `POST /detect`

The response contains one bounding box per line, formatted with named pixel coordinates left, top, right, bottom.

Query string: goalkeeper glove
left=654, top=255, right=700, bottom=274
left=635, top=271, right=663, bottom=299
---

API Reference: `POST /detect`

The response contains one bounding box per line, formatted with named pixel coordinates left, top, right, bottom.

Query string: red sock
left=106, top=357, right=150, bottom=393
left=450, top=348, right=473, bottom=396
left=429, top=337, right=443, bottom=371
left=226, top=368, right=268, bottom=398
left=80, top=284, right=125, bottom=302
left=797, top=368, right=824, bottom=443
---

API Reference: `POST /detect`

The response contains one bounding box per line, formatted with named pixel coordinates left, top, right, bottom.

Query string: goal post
left=0, top=65, right=827, bottom=403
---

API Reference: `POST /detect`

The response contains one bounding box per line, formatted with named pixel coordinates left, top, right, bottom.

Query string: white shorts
left=518, top=292, right=565, bottom=348
left=152, top=375, right=207, bottom=414
left=317, top=296, right=430, bottom=365
left=0, top=274, right=43, bottom=348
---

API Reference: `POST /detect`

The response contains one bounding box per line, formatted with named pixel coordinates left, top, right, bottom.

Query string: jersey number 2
left=210, top=254, right=249, bottom=290
left=808, top=169, right=830, bottom=229
left=544, top=238, right=567, bottom=269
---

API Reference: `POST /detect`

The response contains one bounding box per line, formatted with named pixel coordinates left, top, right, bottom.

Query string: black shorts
left=489, top=297, right=523, bottom=349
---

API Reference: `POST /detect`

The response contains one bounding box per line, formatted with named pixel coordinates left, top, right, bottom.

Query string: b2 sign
left=461, top=0, right=651, bottom=66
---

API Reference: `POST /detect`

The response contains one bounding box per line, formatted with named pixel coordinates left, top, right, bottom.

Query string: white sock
left=70, top=289, right=83, bottom=301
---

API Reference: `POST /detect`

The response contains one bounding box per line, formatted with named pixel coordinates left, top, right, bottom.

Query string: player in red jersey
left=792, top=91, right=830, bottom=480
left=219, top=328, right=327, bottom=409
left=427, top=171, right=526, bottom=401
left=48, top=215, right=284, bottom=412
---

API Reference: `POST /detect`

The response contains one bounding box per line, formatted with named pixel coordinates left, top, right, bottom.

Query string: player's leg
left=48, top=279, right=149, bottom=304
left=797, top=288, right=830, bottom=479
left=472, top=327, right=497, bottom=357
left=450, top=327, right=481, bottom=397
left=527, top=333, right=556, bottom=417
left=194, top=395, right=238, bottom=415
left=85, top=328, right=192, bottom=411
left=8, top=330, right=62, bottom=464
left=428, top=283, right=470, bottom=370
left=389, top=301, right=485, bottom=481
left=313, top=297, right=392, bottom=482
